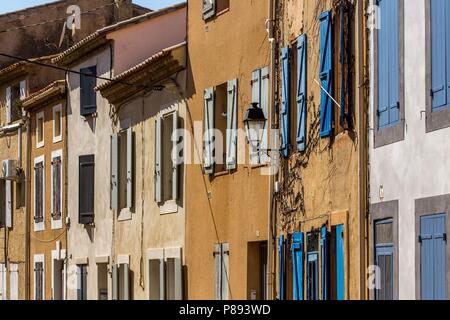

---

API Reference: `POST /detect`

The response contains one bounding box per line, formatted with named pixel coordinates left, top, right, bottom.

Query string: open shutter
left=5, top=87, right=11, bottom=124
left=377, top=0, right=389, bottom=126
left=112, top=265, right=118, bottom=300
left=319, top=11, right=333, bottom=138
left=123, top=264, right=130, bottom=300
left=203, top=0, right=216, bottom=20
left=292, top=232, right=304, bottom=300
left=126, top=128, right=133, bottom=208
left=431, top=0, right=447, bottom=110
left=296, top=35, right=307, bottom=152
left=214, top=244, right=222, bottom=300
left=159, top=258, right=165, bottom=300
left=53, top=157, right=62, bottom=220
left=221, top=243, right=229, bottom=300
left=173, top=257, right=183, bottom=300
left=5, top=180, right=12, bottom=228
left=204, top=88, right=215, bottom=174
left=226, top=79, right=238, bottom=170
left=171, top=112, right=179, bottom=200
left=79, top=155, right=94, bottom=224
left=260, top=67, right=270, bottom=163
left=335, top=224, right=345, bottom=300
left=110, top=134, right=118, bottom=209
left=388, top=0, right=400, bottom=124
left=20, top=80, right=27, bottom=99
left=321, top=227, right=329, bottom=300
left=280, top=48, right=290, bottom=157
left=80, top=66, right=97, bottom=116
left=155, top=118, right=163, bottom=203
left=251, top=70, right=262, bottom=164
left=278, top=235, right=285, bottom=300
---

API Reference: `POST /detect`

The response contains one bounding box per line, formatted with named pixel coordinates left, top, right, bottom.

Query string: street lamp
left=243, top=102, right=266, bottom=152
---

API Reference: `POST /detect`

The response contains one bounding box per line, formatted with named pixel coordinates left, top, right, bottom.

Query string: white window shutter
left=214, top=244, right=222, bottom=300
left=260, top=67, right=270, bottom=163
left=9, top=263, right=18, bottom=300
left=159, top=258, right=165, bottom=300
left=5, top=181, right=12, bottom=228
left=250, top=71, right=262, bottom=164
left=173, top=257, right=182, bottom=300
left=126, top=128, right=133, bottom=208
left=123, top=263, right=130, bottom=300
left=20, top=80, right=27, bottom=100
left=155, top=118, right=163, bottom=203
left=221, top=243, right=229, bottom=300
left=226, top=79, right=238, bottom=171
left=110, top=134, right=119, bottom=210
left=0, top=264, right=5, bottom=300
left=5, top=87, right=11, bottom=124
left=204, top=88, right=215, bottom=175
left=171, top=111, right=179, bottom=201
left=112, top=264, right=118, bottom=300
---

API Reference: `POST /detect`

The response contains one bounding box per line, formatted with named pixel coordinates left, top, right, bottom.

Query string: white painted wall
left=369, top=0, right=450, bottom=299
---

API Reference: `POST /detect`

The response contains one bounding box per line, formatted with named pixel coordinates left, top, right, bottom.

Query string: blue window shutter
left=296, top=35, right=307, bottom=152
left=388, top=0, right=400, bottom=124
left=278, top=235, right=285, bottom=300
left=319, top=11, right=333, bottom=138
left=292, top=232, right=304, bottom=300
left=336, top=224, right=345, bottom=300
left=431, top=0, right=447, bottom=110
left=377, top=0, right=389, bottom=127
left=80, top=66, right=97, bottom=116
left=320, top=227, right=329, bottom=300
left=280, top=47, right=290, bottom=158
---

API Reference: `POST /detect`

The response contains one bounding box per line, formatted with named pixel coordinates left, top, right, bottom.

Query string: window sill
left=36, top=142, right=44, bottom=149
left=118, top=208, right=132, bottom=222
left=51, top=218, right=63, bottom=230
left=34, top=222, right=45, bottom=232
left=373, top=120, right=405, bottom=148
left=426, top=106, right=450, bottom=133
left=160, top=200, right=178, bottom=215
left=53, top=136, right=62, bottom=144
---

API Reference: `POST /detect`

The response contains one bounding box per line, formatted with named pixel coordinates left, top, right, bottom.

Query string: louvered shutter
left=5, top=87, right=11, bottom=124
left=221, top=243, right=229, bottom=300
left=111, top=134, right=119, bottom=209
left=251, top=70, right=262, bottom=164
left=80, top=66, right=97, bottom=116
left=159, top=258, right=165, bottom=300
left=280, top=48, right=290, bottom=157
left=336, top=224, right=345, bottom=300
left=321, top=227, right=329, bottom=300
left=36, top=262, right=43, bottom=300
left=204, top=88, right=215, bottom=174
left=292, top=232, right=304, bottom=300
left=296, top=35, right=307, bottom=152
left=155, top=118, right=163, bottom=202
left=123, top=264, right=130, bottom=300
left=431, top=0, right=447, bottom=110
left=112, top=264, right=118, bottom=300
left=226, top=79, right=238, bottom=170
left=35, top=162, right=44, bottom=223
left=260, top=67, right=270, bottom=163
left=171, top=112, right=179, bottom=200
left=52, top=157, right=62, bottom=220
left=79, top=155, right=94, bottom=224
left=126, top=128, right=133, bottom=208
left=214, top=244, right=222, bottom=300
left=278, top=235, right=285, bottom=300
left=173, top=257, right=183, bottom=300
left=5, top=181, right=12, bottom=228
left=203, top=0, right=216, bottom=20
left=319, top=11, right=333, bottom=137
left=9, top=263, right=18, bottom=300
left=387, top=0, right=400, bottom=124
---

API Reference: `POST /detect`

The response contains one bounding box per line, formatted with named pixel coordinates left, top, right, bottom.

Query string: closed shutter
left=111, top=134, right=119, bottom=209
left=159, top=258, right=165, bottom=300
left=320, top=227, right=329, bottom=300
left=203, top=0, right=216, bottom=20
left=335, top=224, right=345, bottom=300
left=226, top=79, right=238, bottom=170
left=123, top=264, right=130, bottom=300
left=79, top=155, right=94, bottom=224
left=5, top=87, right=11, bottom=124
left=80, top=66, right=97, bottom=116
left=204, top=88, right=215, bottom=174
left=0, top=264, right=5, bottom=300
left=171, top=112, right=179, bottom=200
left=319, top=11, right=333, bottom=138
left=5, top=181, right=12, bottom=228
left=36, top=262, right=43, bottom=300
left=431, top=0, right=447, bottom=110
left=278, top=235, right=285, bottom=300
left=260, top=67, right=270, bottom=163
left=173, top=257, right=183, bottom=300
left=112, top=264, right=118, bottom=300
left=155, top=118, right=163, bottom=202
left=251, top=70, right=262, bottom=164
left=280, top=47, right=290, bottom=157
left=214, top=244, right=222, bottom=300
left=292, top=232, right=304, bottom=300
left=77, top=265, right=87, bottom=300
left=52, top=157, right=62, bottom=220
left=221, top=243, right=229, bottom=300
left=126, top=128, right=133, bottom=208
left=34, top=162, right=44, bottom=223
left=9, top=263, right=18, bottom=300
left=296, top=35, right=307, bottom=152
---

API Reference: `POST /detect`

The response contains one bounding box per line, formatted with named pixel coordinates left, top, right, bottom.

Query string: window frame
left=52, top=104, right=63, bottom=143
left=36, top=111, right=45, bottom=149
left=34, top=155, right=45, bottom=232
left=51, top=149, right=63, bottom=230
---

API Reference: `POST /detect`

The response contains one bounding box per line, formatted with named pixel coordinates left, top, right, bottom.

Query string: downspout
left=64, top=70, right=69, bottom=300
left=266, top=0, right=276, bottom=301
left=25, top=113, right=31, bottom=300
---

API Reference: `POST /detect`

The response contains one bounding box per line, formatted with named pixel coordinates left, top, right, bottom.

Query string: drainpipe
left=24, top=114, right=31, bottom=300
left=266, top=0, right=276, bottom=301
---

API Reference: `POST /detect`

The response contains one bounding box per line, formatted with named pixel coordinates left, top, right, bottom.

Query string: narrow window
left=306, top=232, right=319, bottom=300
left=34, top=160, right=44, bottom=226
left=53, top=104, right=62, bottom=142
left=79, top=155, right=94, bottom=224
left=36, top=112, right=44, bottom=148
left=80, top=66, right=97, bottom=116
left=34, top=260, right=44, bottom=300
left=374, top=219, right=394, bottom=300
left=214, top=243, right=229, bottom=300
left=77, top=265, right=87, bottom=300
left=52, top=155, right=62, bottom=223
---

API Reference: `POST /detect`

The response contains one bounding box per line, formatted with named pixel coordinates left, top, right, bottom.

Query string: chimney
left=114, top=0, right=133, bottom=22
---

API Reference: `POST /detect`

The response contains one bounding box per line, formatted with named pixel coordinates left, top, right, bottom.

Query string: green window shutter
left=171, top=111, right=179, bottom=200
left=155, top=118, right=163, bottom=203
left=226, top=79, right=238, bottom=170
left=204, top=88, right=215, bottom=174
left=126, top=128, right=133, bottom=209
left=111, top=134, right=119, bottom=210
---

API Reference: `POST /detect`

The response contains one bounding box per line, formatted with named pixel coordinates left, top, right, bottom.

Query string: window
left=9, top=263, right=18, bottom=300
left=111, top=128, right=134, bottom=212
left=34, top=255, right=44, bottom=300
left=214, top=243, right=229, bottom=300
left=203, top=0, right=229, bottom=20
left=247, top=241, right=268, bottom=300
left=319, top=11, right=333, bottom=138
left=374, top=219, right=394, bottom=300
left=36, top=111, right=44, bottom=148
left=77, top=265, right=87, bottom=300
left=51, top=151, right=62, bottom=229
left=80, top=66, right=97, bottom=116
left=34, top=157, right=45, bottom=231
left=97, top=263, right=108, bottom=300
left=148, top=249, right=183, bottom=300
left=0, top=180, right=13, bottom=229
left=115, top=263, right=130, bottom=300
left=53, top=104, right=62, bottom=143
left=306, top=232, right=319, bottom=300
left=79, top=155, right=94, bottom=225
left=251, top=68, right=269, bottom=164
left=5, top=80, right=26, bottom=124
left=155, top=111, right=181, bottom=204
left=52, top=256, right=64, bottom=300
left=0, top=263, right=5, bottom=300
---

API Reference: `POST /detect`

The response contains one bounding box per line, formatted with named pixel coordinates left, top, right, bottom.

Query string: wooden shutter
left=251, top=70, right=262, bottom=164
left=52, top=157, right=62, bottom=220
left=123, top=263, right=130, bottom=300
left=260, top=67, right=270, bottom=163
left=80, top=66, right=97, bottom=116
left=159, top=258, right=165, bottom=300
left=111, top=134, right=119, bottom=209
left=226, top=79, right=238, bottom=170
left=126, top=128, right=133, bottom=208
left=292, top=232, right=304, bottom=300
left=0, top=264, right=5, bottom=300
left=221, top=243, right=229, bottom=300
left=214, top=244, right=222, bottom=300
left=79, top=155, right=94, bottom=224
left=36, top=262, right=43, bottom=300
left=5, top=87, right=11, bottom=123
left=278, top=235, right=285, bottom=300
left=431, top=0, right=447, bottom=110
left=280, top=48, right=290, bottom=157
left=34, top=162, right=44, bottom=223
left=296, top=35, right=307, bottom=152
left=171, top=112, right=179, bottom=200
left=173, top=257, right=183, bottom=300
left=9, top=263, right=18, bottom=300
left=112, top=264, right=118, bottom=300
left=319, top=11, right=333, bottom=137
left=387, top=0, right=400, bottom=124
left=320, top=227, right=329, bottom=300
left=155, top=118, right=163, bottom=203
left=5, top=181, right=12, bottom=228
left=204, top=88, right=215, bottom=175
left=203, top=0, right=216, bottom=20
left=335, top=224, right=345, bottom=300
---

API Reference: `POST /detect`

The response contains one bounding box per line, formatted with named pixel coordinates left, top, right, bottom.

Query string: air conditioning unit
left=2, top=160, right=18, bottom=180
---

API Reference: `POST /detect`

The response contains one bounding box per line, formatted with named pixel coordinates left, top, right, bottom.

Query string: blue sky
left=0, top=0, right=184, bottom=14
